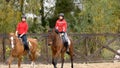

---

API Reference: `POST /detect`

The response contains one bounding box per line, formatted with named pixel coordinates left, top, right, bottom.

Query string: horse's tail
left=28, top=38, right=41, bottom=58
left=35, top=39, right=41, bottom=58
left=35, top=49, right=41, bottom=58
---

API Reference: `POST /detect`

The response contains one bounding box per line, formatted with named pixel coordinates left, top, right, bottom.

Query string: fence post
left=2, top=34, right=6, bottom=62
left=85, top=37, right=89, bottom=63
left=45, top=36, right=49, bottom=64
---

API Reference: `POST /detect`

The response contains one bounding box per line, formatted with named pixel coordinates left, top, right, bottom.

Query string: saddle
left=60, top=33, right=70, bottom=47
left=19, top=38, right=32, bottom=50
left=60, top=33, right=71, bottom=54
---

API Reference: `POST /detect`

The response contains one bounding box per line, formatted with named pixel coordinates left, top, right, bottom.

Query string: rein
left=52, top=32, right=62, bottom=45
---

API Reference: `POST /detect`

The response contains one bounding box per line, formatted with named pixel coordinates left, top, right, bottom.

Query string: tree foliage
left=48, top=0, right=75, bottom=28
left=0, top=0, right=120, bottom=33
left=0, top=0, right=42, bottom=33
left=78, top=0, right=120, bottom=33
left=0, top=1, right=21, bottom=33
left=55, top=0, right=74, bottom=15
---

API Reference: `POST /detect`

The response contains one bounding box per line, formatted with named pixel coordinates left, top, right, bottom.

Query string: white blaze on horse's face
left=10, top=36, right=14, bottom=49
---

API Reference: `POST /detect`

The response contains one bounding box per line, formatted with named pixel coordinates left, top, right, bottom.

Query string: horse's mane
left=9, top=33, right=23, bottom=46
left=48, top=28, right=63, bottom=45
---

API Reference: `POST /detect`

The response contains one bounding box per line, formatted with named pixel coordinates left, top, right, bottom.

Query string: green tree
left=0, top=1, right=21, bottom=33
left=0, top=0, right=43, bottom=33
left=76, top=0, right=120, bottom=59
left=48, top=0, right=75, bottom=28
left=78, top=0, right=120, bottom=33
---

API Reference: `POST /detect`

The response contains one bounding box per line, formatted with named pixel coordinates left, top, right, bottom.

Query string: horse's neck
left=15, top=37, right=23, bottom=46
left=15, top=37, right=19, bottom=42
left=12, top=37, right=25, bottom=56
left=54, top=34, right=62, bottom=44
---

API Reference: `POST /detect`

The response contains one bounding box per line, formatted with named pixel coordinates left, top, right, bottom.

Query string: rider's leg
left=18, top=34, right=26, bottom=50
left=64, top=33, right=69, bottom=42
left=22, top=34, right=31, bottom=55
left=64, top=33, right=70, bottom=54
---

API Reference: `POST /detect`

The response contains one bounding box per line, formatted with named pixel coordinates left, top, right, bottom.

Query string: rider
left=15, top=15, right=30, bottom=55
left=55, top=13, right=69, bottom=52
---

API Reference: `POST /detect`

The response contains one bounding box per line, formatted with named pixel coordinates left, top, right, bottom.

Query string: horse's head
left=47, top=29, right=54, bottom=45
left=9, top=33, right=17, bottom=49
left=47, top=28, right=59, bottom=45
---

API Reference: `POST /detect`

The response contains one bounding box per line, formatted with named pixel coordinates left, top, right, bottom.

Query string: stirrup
left=66, top=48, right=70, bottom=55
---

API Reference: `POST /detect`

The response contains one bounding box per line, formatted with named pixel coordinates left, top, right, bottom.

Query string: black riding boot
left=62, top=34, right=70, bottom=55
left=64, top=42, right=69, bottom=55
left=24, top=44, right=31, bottom=56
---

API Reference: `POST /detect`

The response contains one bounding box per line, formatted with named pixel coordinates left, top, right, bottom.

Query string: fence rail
left=0, top=33, right=120, bottom=63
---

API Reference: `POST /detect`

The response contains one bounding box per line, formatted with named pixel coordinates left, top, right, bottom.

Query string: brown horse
left=7, top=33, right=39, bottom=68
left=47, top=29, right=74, bottom=68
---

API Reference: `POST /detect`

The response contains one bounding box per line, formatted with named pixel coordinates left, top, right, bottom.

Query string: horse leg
left=52, top=50, right=58, bottom=68
left=61, top=47, right=66, bottom=68
left=69, top=46, right=74, bottom=68
left=70, top=56, right=73, bottom=68
left=61, top=57, right=64, bottom=68
left=7, top=55, right=14, bottom=68
left=52, top=57, right=57, bottom=68
left=18, top=57, right=22, bottom=68
left=61, top=52, right=65, bottom=68
left=31, top=61, right=35, bottom=68
left=30, top=53, right=36, bottom=68
left=54, top=48, right=63, bottom=68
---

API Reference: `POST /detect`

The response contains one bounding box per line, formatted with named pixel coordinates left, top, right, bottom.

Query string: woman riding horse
left=7, top=15, right=39, bottom=68
left=55, top=13, right=70, bottom=53
left=48, top=29, right=74, bottom=68
left=15, top=15, right=30, bottom=55
left=7, top=33, right=38, bottom=68
left=48, top=13, right=74, bottom=68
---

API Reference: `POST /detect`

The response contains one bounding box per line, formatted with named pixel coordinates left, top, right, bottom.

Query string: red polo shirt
left=16, top=21, right=28, bottom=34
left=55, top=19, right=67, bottom=32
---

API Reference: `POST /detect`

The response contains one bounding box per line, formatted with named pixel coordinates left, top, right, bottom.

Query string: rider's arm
left=16, top=23, right=20, bottom=36
left=55, top=21, right=59, bottom=34
left=24, top=23, right=28, bottom=34
left=55, top=21, right=59, bottom=30
left=63, top=20, right=67, bottom=32
left=20, top=23, right=28, bottom=37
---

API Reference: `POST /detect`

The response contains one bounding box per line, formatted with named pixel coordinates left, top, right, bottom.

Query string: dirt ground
left=0, top=62, right=120, bottom=68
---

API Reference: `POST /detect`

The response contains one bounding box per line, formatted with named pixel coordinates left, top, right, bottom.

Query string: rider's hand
left=55, top=29, right=59, bottom=34
left=15, top=31, right=18, bottom=36
left=61, top=33, right=64, bottom=35
left=61, top=31, right=65, bottom=33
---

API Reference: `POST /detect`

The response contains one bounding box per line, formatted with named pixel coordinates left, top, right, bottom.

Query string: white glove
left=61, top=33, right=64, bottom=36
left=15, top=31, right=18, bottom=36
